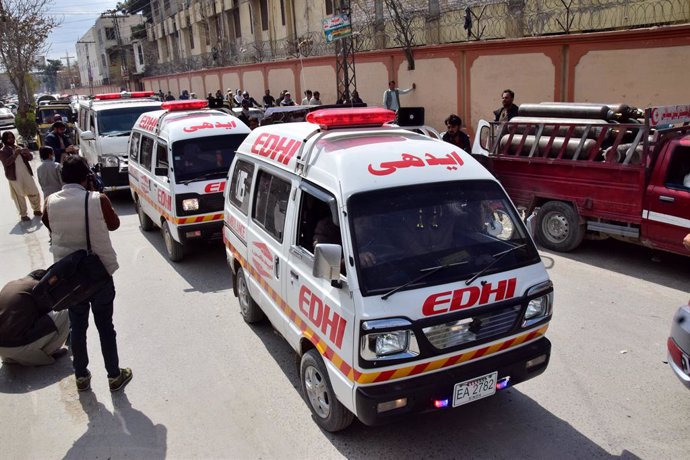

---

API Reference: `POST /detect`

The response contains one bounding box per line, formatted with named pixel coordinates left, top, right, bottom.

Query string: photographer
left=42, top=156, right=132, bottom=392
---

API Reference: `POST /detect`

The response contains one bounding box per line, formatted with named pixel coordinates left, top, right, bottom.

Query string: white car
left=0, top=108, right=15, bottom=127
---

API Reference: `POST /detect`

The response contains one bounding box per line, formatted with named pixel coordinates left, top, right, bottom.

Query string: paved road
left=0, top=158, right=688, bottom=459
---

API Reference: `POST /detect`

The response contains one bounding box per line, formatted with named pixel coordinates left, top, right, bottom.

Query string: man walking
left=494, top=89, right=519, bottom=122
left=42, top=156, right=132, bottom=392
left=0, top=270, right=69, bottom=366
left=0, top=131, right=42, bottom=221
left=383, top=80, right=416, bottom=112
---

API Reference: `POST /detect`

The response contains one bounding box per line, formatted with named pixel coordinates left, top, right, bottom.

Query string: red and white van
left=129, top=100, right=251, bottom=261
left=223, top=108, right=553, bottom=431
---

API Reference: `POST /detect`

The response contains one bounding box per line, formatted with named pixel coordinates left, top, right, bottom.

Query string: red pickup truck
left=472, top=103, right=690, bottom=256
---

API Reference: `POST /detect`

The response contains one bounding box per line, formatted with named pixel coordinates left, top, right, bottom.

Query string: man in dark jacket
left=44, top=121, right=77, bottom=163
left=0, top=270, right=69, bottom=366
left=494, top=89, right=519, bottom=122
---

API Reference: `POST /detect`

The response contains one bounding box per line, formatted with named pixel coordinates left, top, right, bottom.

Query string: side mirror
left=479, top=125, right=490, bottom=151
left=313, top=243, right=342, bottom=283
left=80, top=130, right=95, bottom=141
left=154, top=166, right=168, bottom=177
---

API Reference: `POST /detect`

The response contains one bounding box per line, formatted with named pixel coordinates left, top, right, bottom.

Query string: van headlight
left=522, top=281, right=553, bottom=327
left=360, top=318, right=419, bottom=361
left=182, top=198, right=199, bottom=211
left=98, top=155, right=119, bottom=167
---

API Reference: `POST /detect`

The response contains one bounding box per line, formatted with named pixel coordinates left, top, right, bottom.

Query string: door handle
left=274, top=257, right=280, bottom=278
left=659, top=195, right=674, bottom=203
left=290, top=270, right=299, bottom=281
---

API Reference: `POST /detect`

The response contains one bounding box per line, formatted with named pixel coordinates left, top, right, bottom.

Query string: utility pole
left=102, top=9, right=129, bottom=90
left=335, top=0, right=356, bottom=104
left=61, top=51, right=75, bottom=91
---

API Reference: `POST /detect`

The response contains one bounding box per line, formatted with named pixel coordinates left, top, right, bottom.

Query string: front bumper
left=355, top=337, right=551, bottom=426
left=99, top=165, right=130, bottom=191
left=178, top=220, right=224, bottom=244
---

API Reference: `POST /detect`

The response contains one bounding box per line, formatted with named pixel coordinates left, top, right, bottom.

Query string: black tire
left=162, top=221, right=185, bottom=262
left=536, top=201, right=585, bottom=252
left=236, top=268, right=265, bottom=323
left=300, top=349, right=354, bottom=432
left=136, top=197, right=154, bottom=232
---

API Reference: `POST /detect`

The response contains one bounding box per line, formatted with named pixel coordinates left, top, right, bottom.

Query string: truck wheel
left=236, top=268, right=265, bottom=323
left=536, top=201, right=585, bottom=252
left=162, top=221, right=185, bottom=262
left=136, top=197, right=154, bottom=232
left=300, top=349, right=354, bottom=432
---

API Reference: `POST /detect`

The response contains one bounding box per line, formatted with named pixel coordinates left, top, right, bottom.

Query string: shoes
left=33, top=210, right=42, bottom=217
left=109, top=368, right=133, bottom=392
left=76, top=370, right=92, bottom=392
left=20, top=216, right=30, bottom=222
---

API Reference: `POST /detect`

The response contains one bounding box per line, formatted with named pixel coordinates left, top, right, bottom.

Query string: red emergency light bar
left=306, top=108, right=396, bottom=129
left=161, top=100, right=209, bottom=111
left=94, top=91, right=155, bottom=100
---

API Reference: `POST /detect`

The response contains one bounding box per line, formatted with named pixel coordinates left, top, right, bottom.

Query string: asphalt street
left=0, top=150, right=688, bottom=459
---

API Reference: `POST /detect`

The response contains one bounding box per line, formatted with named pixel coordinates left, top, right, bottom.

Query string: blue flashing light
left=496, top=376, right=511, bottom=390
left=433, top=399, right=449, bottom=409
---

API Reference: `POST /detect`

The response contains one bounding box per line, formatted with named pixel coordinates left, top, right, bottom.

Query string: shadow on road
left=539, top=238, right=689, bottom=292
left=64, top=392, right=167, bottom=459
left=249, top=320, right=642, bottom=459
left=0, top=353, right=73, bottom=393
left=108, top=190, right=136, bottom=217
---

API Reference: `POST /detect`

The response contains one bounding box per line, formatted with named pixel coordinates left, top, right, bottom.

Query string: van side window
left=229, top=159, right=255, bottom=215
left=297, top=191, right=337, bottom=253
left=253, top=170, right=291, bottom=242
left=129, top=132, right=141, bottom=163
left=140, top=136, right=154, bottom=171
left=155, top=142, right=168, bottom=169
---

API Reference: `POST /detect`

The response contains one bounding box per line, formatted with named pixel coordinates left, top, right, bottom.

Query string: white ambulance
left=76, top=91, right=162, bottom=191
left=129, top=99, right=251, bottom=261
left=223, top=108, right=553, bottom=431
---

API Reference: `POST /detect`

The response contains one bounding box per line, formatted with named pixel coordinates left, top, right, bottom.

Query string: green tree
left=0, top=0, right=59, bottom=117
left=42, top=59, right=63, bottom=93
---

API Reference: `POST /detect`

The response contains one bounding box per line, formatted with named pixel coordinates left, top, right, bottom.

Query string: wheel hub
left=304, top=366, right=330, bottom=418
left=544, top=212, right=569, bottom=242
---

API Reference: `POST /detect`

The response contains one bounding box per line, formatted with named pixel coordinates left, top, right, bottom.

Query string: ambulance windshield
left=172, top=134, right=245, bottom=184
left=348, top=180, right=540, bottom=296
left=98, top=105, right=162, bottom=136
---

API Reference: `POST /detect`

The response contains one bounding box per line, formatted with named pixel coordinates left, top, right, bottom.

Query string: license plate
left=452, top=371, right=498, bottom=407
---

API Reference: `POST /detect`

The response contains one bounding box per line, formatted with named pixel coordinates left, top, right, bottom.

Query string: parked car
left=0, top=107, right=15, bottom=127
left=668, top=303, right=690, bottom=389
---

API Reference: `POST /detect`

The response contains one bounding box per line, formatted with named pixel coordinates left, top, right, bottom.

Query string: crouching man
left=0, top=270, right=69, bottom=366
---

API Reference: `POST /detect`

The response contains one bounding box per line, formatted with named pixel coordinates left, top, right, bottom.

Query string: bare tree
left=383, top=0, right=416, bottom=70
left=0, top=0, right=59, bottom=115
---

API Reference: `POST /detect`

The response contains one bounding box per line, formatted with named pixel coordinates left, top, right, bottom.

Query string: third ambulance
left=223, top=108, right=553, bottom=431
left=129, top=99, right=250, bottom=261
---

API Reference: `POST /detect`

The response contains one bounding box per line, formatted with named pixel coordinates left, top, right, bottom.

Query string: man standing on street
left=0, top=131, right=42, bottom=221
left=0, top=270, right=69, bottom=366
left=494, top=89, right=519, bottom=122
left=44, top=121, right=77, bottom=164
left=383, top=80, right=416, bottom=112
left=42, top=156, right=132, bottom=393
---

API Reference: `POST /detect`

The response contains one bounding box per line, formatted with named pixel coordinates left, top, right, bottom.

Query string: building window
left=280, top=0, right=286, bottom=25
left=136, top=44, right=144, bottom=65
left=233, top=7, right=241, bottom=38
left=101, top=54, right=107, bottom=69
left=260, top=0, right=269, bottom=31
left=248, top=4, right=253, bottom=34
left=204, top=22, right=210, bottom=46
left=163, top=0, right=170, bottom=12
left=105, top=27, right=116, bottom=40
left=152, top=1, right=160, bottom=19
left=188, top=16, right=194, bottom=49
left=326, top=0, right=333, bottom=15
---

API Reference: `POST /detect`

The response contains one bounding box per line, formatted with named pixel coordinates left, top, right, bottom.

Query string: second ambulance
left=129, top=100, right=250, bottom=261
left=223, top=108, right=553, bottom=431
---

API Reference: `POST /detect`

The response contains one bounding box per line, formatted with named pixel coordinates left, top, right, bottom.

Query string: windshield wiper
left=381, top=260, right=468, bottom=301
left=465, top=244, right=526, bottom=286
left=103, top=130, right=131, bottom=137
left=178, top=171, right=226, bottom=185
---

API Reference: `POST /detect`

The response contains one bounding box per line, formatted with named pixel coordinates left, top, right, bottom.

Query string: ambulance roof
left=237, top=119, right=495, bottom=199
left=134, top=109, right=251, bottom=143
left=78, top=98, right=162, bottom=111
